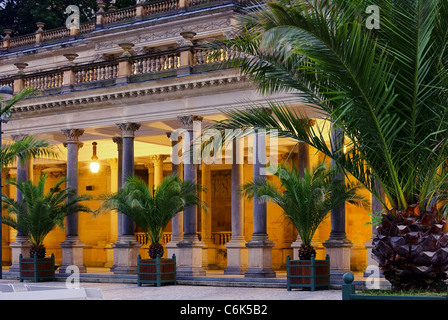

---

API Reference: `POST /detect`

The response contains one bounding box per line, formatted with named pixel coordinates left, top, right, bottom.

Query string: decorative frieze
left=12, top=75, right=247, bottom=114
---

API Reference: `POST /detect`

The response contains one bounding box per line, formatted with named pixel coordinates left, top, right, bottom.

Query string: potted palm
left=1, top=173, right=92, bottom=282
left=242, top=162, right=367, bottom=290
left=99, top=174, right=205, bottom=286
left=208, top=0, right=448, bottom=292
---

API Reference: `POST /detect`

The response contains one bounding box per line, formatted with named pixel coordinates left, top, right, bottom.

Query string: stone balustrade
left=24, top=71, right=64, bottom=90
left=2, top=43, right=228, bottom=96
left=75, top=62, right=119, bottom=84
left=1, top=0, right=244, bottom=53
left=131, top=51, right=180, bottom=75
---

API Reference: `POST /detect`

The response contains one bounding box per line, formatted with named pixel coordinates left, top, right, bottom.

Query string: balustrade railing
left=131, top=52, right=180, bottom=75
left=135, top=231, right=232, bottom=247
left=194, top=47, right=229, bottom=65
left=9, top=34, right=36, bottom=49
left=212, top=231, right=232, bottom=246
left=24, top=71, right=64, bottom=90
left=143, top=0, right=179, bottom=16
left=135, top=232, right=172, bottom=246
left=0, top=79, right=14, bottom=92
left=102, top=6, right=137, bottom=25
left=75, top=62, right=119, bottom=84
left=3, top=43, right=229, bottom=96
left=2, top=0, right=246, bottom=52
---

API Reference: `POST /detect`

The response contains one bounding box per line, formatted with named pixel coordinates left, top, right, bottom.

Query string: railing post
left=179, top=0, right=187, bottom=10
left=117, top=43, right=134, bottom=84
left=13, top=62, right=27, bottom=94
left=177, top=31, right=196, bottom=76
left=96, top=0, right=106, bottom=29
left=342, top=272, right=356, bottom=300
left=2, top=29, right=12, bottom=52
left=35, top=22, right=45, bottom=46
left=135, top=1, right=144, bottom=21
left=62, top=53, right=78, bottom=93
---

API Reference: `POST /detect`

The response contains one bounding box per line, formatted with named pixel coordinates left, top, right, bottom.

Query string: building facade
left=0, top=0, right=373, bottom=278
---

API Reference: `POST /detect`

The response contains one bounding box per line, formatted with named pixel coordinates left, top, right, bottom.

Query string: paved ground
left=0, top=279, right=342, bottom=300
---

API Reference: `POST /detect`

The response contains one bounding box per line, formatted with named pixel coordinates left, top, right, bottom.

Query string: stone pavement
left=0, top=279, right=342, bottom=300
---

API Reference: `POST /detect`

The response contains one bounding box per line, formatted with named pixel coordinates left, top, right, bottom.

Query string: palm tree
left=99, top=174, right=205, bottom=259
left=1, top=173, right=92, bottom=258
left=0, top=87, right=58, bottom=166
left=242, top=162, right=368, bottom=260
left=208, top=0, right=448, bottom=290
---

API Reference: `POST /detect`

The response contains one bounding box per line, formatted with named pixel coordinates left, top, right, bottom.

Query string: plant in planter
left=99, top=174, right=205, bottom=285
left=1, top=173, right=92, bottom=281
left=206, top=0, right=448, bottom=292
left=242, top=162, right=368, bottom=290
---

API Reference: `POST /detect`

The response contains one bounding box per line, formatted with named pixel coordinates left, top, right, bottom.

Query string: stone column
left=166, top=132, right=183, bottom=259
left=176, top=115, right=205, bottom=276
left=200, top=163, right=215, bottom=268
left=245, top=131, right=276, bottom=278
left=112, top=123, right=141, bottom=274
left=152, top=155, right=168, bottom=187
left=323, top=126, right=353, bottom=283
left=59, top=129, right=86, bottom=274
left=9, top=134, right=31, bottom=272
left=364, top=177, right=384, bottom=277
left=225, top=138, right=248, bottom=274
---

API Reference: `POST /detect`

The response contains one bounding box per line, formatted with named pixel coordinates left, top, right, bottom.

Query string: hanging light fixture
left=90, top=142, right=100, bottom=173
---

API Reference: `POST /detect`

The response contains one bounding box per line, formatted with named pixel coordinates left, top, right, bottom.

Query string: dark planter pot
left=19, top=253, right=55, bottom=282
left=286, top=254, right=330, bottom=291
left=137, top=254, right=176, bottom=287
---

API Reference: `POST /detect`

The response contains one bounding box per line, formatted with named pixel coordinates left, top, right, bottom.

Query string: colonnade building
left=0, top=0, right=373, bottom=278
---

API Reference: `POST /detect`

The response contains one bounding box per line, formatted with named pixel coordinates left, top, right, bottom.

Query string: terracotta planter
left=286, top=254, right=330, bottom=291
left=19, top=253, right=55, bottom=282
left=137, top=254, right=176, bottom=287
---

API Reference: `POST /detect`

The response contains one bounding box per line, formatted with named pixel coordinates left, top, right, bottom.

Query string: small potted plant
left=99, top=174, right=205, bottom=286
left=2, top=173, right=92, bottom=282
left=242, top=161, right=368, bottom=291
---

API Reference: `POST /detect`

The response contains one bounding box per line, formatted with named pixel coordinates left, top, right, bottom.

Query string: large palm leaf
left=99, top=174, right=205, bottom=246
left=242, top=162, right=368, bottom=259
left=1, top=173, right=92, bottom=249
left=209, top=0, right=448, bottom=214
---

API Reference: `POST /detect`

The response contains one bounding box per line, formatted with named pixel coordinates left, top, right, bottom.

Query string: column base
left=9, top=237, right=32, bottom=272
left=323, top=237, right=353, bottom=283
left=176, top=235, right=206, bottom=277
left=224, top=237, right=248, bottom=275
left=59, top=237, right=87, bottom=274
left=166, top=237, right=182, bottom=262
left=364, top=239, right=384, bottom=278
left=244, top=235, right=276, bottom=278
left=111, top=236, right=141, bottom=274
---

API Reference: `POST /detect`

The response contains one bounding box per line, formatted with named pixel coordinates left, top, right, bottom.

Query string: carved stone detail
left=116, top=122, right=141, bottom=137
left=112, top=136, right=123, bottom=145
left=61, top=129, right=84, bottom=142
left=177, top=115, right=203, bottom=130
left=11, top=134, right=29, bottom=142
left=151, top=154, right=168, bottom=162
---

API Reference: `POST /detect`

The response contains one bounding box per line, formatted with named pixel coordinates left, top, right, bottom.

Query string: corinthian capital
left=116, top=122, right=141, bottom=138
left=177, top=115, right=203, bottom=130
left=61, top=129, right=84, bottom=142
